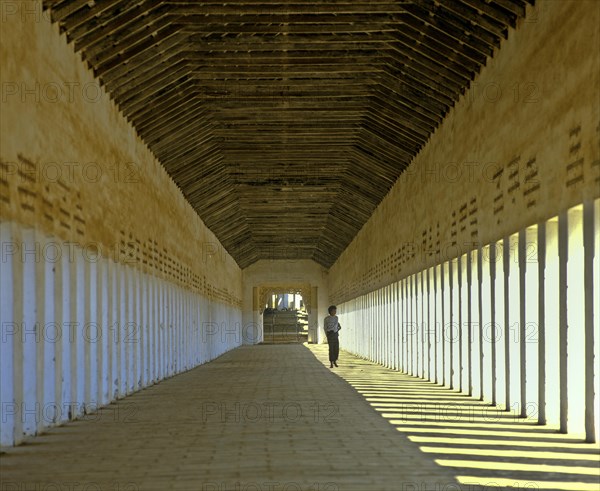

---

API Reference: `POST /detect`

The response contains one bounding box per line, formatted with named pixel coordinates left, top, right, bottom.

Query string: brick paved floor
left=1, top=344, right=598, bottom=491
left=314, top=346, right=600, bottom=491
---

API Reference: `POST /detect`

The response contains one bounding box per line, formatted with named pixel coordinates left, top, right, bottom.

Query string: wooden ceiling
left=44, top=0, right=533, bottom=268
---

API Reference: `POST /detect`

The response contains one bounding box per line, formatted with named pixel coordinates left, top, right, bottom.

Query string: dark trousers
left=326, top=331, right=339, bottom=362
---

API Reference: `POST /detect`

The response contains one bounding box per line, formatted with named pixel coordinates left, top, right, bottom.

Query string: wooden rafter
left=44, top=0, right=534, bottom=268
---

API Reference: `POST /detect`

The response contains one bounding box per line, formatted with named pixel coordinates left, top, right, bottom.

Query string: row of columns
left=0, top=221, right=242, bottom=446
left=337, top=199, right=599, bottom=442
left=267, top=293, right=303, bottom=310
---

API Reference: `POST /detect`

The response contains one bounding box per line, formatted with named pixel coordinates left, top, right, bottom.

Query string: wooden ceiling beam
left=389, top=33, right=481, bottom=77
left=188, top=31, right=396, bottom=46
left=403, top=2, right=502, bottom=48
left=39, top=0, right=531, bottom=268
left=400, top=6, right=494, bottom=60
left=170, top=3, right=410, bottom=15
left=125, top=84, right=199, bottom=122
left=436, top=0, right=509, bottom=39
left=180, top=24, right=400, bottom=35
left=93, top=29, right=187, bottom=79
left=385, top=46, right=470, bottom=88
left=145, top=111, right=213, bottom=148
left=361, top=112, right=425, bottom=151
left=136, top=99, right=207, bottom=134
left=100, top=45, right=189, bottom=86
left=117, top=64, right=193, bottom=108
left=380, top=58, right=462, bottom=100
left=73, top=0, right=167, bottom=51
left=119, top=75, right=196, bottom=116
left=152, top=125, right=217, bottom=157
left=374, top=72, right=452, bottom=115
left=47, top=0, right=93, bottom=23
left=57, top=0, right=125, bottom=32
left=458, top=0, right=519, bottom=26
left=84, top=11, right=175, bottom=66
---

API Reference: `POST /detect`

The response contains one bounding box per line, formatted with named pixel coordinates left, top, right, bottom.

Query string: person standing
left=324, top=305, right=341, bottom=368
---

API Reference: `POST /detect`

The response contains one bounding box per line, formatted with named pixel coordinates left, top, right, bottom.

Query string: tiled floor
left=1, top=344, right=598, bottom=491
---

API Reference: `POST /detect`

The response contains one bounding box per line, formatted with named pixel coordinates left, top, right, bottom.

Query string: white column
left=157, top=277, right=164, bottom=380
left=124, top=264, right=132, bottom=394
left=109, top=260, right=119, bottom=400
left=22, top=228, right=38, bottom=436
left=545, top=217, right=560, bottom=427
left=165, top=283, right=172, bottom=375
left=74, top=248, right=86, bottom=416
left=401, top=278, right=407, bottom=373
left=175, top=286, right=181, bottom=372
left=98, top=257, right=109, bottom=405
left=0, top=222, right=16, bottom=445
left=495, top=240, right=507, bottom=408
left=407, top=276, right=413, bottom=374
left=451, top=257, right=460, bottom=390
left=394, top=282, right=400, bottom=371
left=481, top=244, right=493, bottom=403
left=425, top=269, right=432, bottom=381
left=375, top=289, right=380, bottom=364
left=442, top=261, right=450, bottom=387
left=413, top=273, right=419, bottom=377
left=118, top=264, right=127, bottom=397
left=470, top=249, right=481, bottom=400
left=523, top=226, right=539, bottom=420
left=41, top=234, right=56, bottom=429
left=53, top=238, right=65, bottom=424
left=131, top=267, right=144, bottom=391
left=460, top=253, right=469, bottom=394
left=385, top=285, right=390, bottom=368
left=433, top=264, right=441, bottom=384
left=506, top=233, right=521, bottom=414
left=591, top=199, right=600, bottom=443
left=85, top=252, right=98, bottom=413
left=566, top=205, right=586, bottom=436
left=368, top=291, right=373, bottom=361
left=420, top=271, right=425, bottom=379
left=142, top=270, right=150, bottom=387
left=558, top=211, right=568, bottom=432
left=458, top=253, right=473, bottom=395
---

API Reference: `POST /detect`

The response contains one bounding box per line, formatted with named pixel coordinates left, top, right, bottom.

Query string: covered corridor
left=1, top=0, right=600, bottom=489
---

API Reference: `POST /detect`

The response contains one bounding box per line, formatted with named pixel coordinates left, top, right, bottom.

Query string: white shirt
left=324, top=315, right=340, bottom=333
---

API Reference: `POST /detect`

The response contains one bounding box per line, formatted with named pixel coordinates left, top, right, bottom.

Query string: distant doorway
left=262, top=293, right=308, bottom=344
